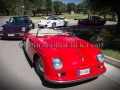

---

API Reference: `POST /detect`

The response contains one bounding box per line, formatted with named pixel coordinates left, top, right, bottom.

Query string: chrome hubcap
left=36, top=58, right=44, bottom=76
left=53, top=23, right=56, bottom=28
left=38, top=58, right=44, bottom=72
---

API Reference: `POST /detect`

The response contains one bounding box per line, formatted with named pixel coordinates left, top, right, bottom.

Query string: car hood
left=41, top=36, right=101, bottom=68
left=3, top=23, right=28, bottom=34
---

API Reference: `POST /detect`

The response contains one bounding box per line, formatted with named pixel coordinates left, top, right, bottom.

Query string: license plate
left=78, top=68, right=90, bottom=76
left=8, top=34, right=15, bottom=36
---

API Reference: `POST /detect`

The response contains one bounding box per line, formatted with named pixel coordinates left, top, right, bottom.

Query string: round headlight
left=52, top=58, right=63, bottom=70
left=22, top=27, right=26, bottom=31
left=97, top=53, right=104, bottom=63
left=0, top=27, right=3, bottom=31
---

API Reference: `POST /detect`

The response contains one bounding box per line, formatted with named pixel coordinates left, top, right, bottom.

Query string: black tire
left=52, top=22, right=56, bottom=28
left=32, top=23, right=35, bottom=29
left=101, top=21, right=105, bottom=25
left=29, top=26, right=32, bottom=30
left=35, top=56, right=44, bottom=77
left=0, top=37, right=2, bottom=40
left=38, top=24, right=40, bottom=28
left=64, top=21, right=68, bottom=27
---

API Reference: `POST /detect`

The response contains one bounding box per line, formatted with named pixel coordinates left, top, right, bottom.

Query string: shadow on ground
left=40, top=77, right=98, bottom=88
left=0, top=38, right=22, bottom=41
left=61, top=24, right=120, bottom=52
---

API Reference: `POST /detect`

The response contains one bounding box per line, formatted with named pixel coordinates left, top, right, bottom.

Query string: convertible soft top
left=28, top=28, right=67, bottom=36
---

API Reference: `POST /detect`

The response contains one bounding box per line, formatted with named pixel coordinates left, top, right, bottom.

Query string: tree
left=77, top=3, right=82, bottom=13
left=45, top=0, right=52, bottom=15
left=24, top=0, right=33, bottom=16
left=62, top=3, right=67, bottom=13
left=77, top=0, right=91, bottom=16
left=5, top=0, right=24, bottom=15
left=0, top=0, right=6, bottom=15
left=28, top=0, right=45, bottom=17
left=67, top=3, right=77, bottom=14
left=53, top=1, right=63, bottom=15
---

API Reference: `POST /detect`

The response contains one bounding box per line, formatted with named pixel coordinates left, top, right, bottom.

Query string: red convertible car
left=75, top=16, right=106, bottom=28
left=22, top=28, right=106, bottom=84
left=0, top=16, right=35, bottom=39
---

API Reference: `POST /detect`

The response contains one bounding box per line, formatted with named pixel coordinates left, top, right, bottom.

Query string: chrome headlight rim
left=0, top=27, right=3, bottom=31
left=97, top=53, right=104, bottom=63
left=22, top=27, right=26, bottom=31
left=52, top=57, right=63, bottom=70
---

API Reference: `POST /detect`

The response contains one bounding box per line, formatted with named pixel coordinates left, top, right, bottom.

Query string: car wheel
left=52, top=23, right=56, bottom=28
left=32, top=23, right=35, bottom=29
left=38, top=24, right=40, bottom=28
left=80, top=23, right=84, bottom=26
left=101, top=23, right=104, bottom=25
left=35, top=56, right=44, bottom=77
left=64, top=22, right=68, bottom=27
left=29, top=26, right=32, bottom=30
left=101, top=21, right=105, bottom=25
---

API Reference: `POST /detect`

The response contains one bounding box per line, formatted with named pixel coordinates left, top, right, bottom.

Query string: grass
left=102, top=49, right=120, bottom=60
left=57, top=13, right=88, bottom=19
left=30, top=13, right=88, bottom=19
left=101, top=38, right=120, bottom=60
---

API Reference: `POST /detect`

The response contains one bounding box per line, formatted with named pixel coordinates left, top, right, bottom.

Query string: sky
left=52, top=0, right=83, bottom=5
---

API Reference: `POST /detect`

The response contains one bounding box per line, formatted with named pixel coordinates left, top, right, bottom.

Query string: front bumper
left=0, top=33, right=24, bottom=39
left=45, top=72, right=105, bottom=84
left=38, top=23, right=52, bottom=28
left=44, top=65, right=106, bottom=84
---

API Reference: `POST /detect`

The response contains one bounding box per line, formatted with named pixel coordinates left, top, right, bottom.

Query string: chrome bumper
left=44, top=72, right=106, bottom=84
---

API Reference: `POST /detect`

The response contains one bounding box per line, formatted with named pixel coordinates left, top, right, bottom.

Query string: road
left=0, top=16, right=120, bottom=90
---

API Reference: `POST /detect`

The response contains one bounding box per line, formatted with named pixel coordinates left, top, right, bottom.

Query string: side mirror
left=6, top=21, right=8, bottom=23
left=29, top=20, right=32, bottom=23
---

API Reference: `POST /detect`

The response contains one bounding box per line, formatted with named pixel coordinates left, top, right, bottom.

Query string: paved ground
left=0, top=16, right=120, bottom=90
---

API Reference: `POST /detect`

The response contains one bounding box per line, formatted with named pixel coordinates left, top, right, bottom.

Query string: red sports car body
left=76, top=16, right=106, bottom=27
left=0, top=16, right=35, bottom=39
left=22, top=28, right=106, bottom=84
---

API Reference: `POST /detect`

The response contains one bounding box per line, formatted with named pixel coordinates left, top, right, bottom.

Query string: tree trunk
left=103, top=13, right=106, bottom=19
left=117, top=13, right=120, bottom=38
left=33, top=13, right=36, bottom=17
left=46, top=11, right=48, bottom=16
left=112, top=13, right=115, bottom=21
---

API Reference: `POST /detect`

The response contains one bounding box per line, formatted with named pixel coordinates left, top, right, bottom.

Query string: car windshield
left=47, top=16, right=58, bottom=20
left=88, top=16, right=101, bottom=19
left=9, top=17, right=29, bottom=23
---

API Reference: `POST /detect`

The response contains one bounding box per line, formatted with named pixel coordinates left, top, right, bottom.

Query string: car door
left=25, top=35, right=36, bottom=61
left=54, top=17, right=61, bottom=26
left=94, top=17, right=100, bottom=25
left=25, top=36, right=32, bottom=60
left=59, top=19, right=64, bottom=26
